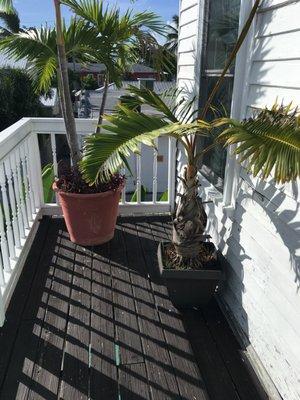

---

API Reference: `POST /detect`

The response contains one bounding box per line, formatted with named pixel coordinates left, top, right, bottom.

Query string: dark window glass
left=198, top=0, right=240, bottom=192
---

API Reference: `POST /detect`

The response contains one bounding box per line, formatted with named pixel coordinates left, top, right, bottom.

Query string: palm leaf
left=80, top=105, right=207, bottom=183
left=124, top=85, right=200, bottom=124
left=0, top=19, right=98, bottom=93
left=215, top=105, right=300, bottom=183
left=0, top=0, right=14, bottom=11
left=0, top=9, right=19, bottom=34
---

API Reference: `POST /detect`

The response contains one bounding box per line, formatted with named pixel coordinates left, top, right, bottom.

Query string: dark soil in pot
left=157, top=242, right=224, bottom=308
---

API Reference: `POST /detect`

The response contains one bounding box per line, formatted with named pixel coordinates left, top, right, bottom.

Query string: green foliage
left=159, top=190, right=168, bottom=202
left=81, top=85, right=300, bottom=186
left=0, top=19, right=98, bottom=93
left=130, top=185, right=147, bottom=202
left=81, top=74, right=98, bottom=90
left=61, top=0, right=167, bottom=86
left=81, top=112, right=203, bottom=183
left=164, top=15, right=178, bottom=54
left=42, top=164, right=54, bottom=203
left=216, top=104, right=300, bottom=183
left=0, top=67, right=48, bottom=131
left=0, top=0, right=20, bottom=37
left=80, top=87, right=210, bottom=183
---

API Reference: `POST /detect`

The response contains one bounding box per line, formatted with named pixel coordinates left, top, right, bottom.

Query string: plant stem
left=96, top=72, right=109, bottom=134
left=54, top=0, right=81, bottom=166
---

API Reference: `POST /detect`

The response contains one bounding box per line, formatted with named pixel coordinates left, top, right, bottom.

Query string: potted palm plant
left=51, top=0, right=126, bottom=245
left=51, top=0, right=167, bottom=245
left=79, top=0, right=300, bottom=306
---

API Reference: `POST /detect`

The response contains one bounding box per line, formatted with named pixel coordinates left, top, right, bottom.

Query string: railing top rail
left=30, top=118, right=98, bottom=135
left=0, top=117, right=101, bottom=161
left=0, top=118, right=32, bottom=161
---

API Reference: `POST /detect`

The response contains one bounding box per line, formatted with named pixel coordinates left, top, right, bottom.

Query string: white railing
left=0, top=117, right=176, bottom=325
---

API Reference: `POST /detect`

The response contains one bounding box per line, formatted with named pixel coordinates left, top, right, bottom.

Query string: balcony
left=0, top=118, right=265, bottom=399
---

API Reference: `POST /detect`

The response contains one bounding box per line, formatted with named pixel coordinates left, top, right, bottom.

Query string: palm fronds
left=80, top=104, right=209, bottom=183
left=0, top=19, right=98, bottom=92
left=0, top=0, right=14, bottom=11
left=125, top=85, right=198, bottom=123
left=216, top=104, right=300, bottom=183
left=0, top=0, right=20, bottom=37
left=165, top=14, right=178, bottom=53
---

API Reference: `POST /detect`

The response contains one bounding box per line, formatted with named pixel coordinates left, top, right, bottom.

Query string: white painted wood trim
left=0, top=291, right=5, bottom=327
left=223, top=0, right=259, bottom=208
left=42, top=203, right=172, bottom=217
left=0, top=211, right=42, bottom=326
left=30, top=117, right=98, bottom=135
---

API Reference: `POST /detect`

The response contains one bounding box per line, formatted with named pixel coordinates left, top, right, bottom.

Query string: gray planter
left=157, top=242, right=224, bottom=308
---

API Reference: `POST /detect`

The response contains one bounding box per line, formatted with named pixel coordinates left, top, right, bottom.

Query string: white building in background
left=178, top=0, right=300, bottom=399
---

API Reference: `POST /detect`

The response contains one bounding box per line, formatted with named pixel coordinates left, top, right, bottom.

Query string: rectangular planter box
left=157, top=242, right=224, bottom=308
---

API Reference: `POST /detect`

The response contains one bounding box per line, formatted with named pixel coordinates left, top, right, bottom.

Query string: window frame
left=195, top=0, right=258, bottom=209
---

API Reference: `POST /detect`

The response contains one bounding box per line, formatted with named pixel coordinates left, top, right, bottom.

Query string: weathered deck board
left=59, top=244, right=91, bottom=400
left=0, top=216, right=50, bottom=392
left=90, top=242, right=118, bottom=400
left=121, top=220, right=181, bottom=399
left=134, top=219, right=209, bottom=400
left=0, top=216, right=267, bottom=400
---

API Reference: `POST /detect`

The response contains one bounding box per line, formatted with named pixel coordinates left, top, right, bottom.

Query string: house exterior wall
left=177, top=0, right=204, bottom=98
left=176, top=0, right=205, bottom=189
left=177, top=0, right=300, bottom=399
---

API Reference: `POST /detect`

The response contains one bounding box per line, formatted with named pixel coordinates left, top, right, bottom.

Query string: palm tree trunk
left=53, top=0, right=81, bottom=166
left=172, top=164, right=208, bottom=268
left=96, top=72, right=109, bottom=134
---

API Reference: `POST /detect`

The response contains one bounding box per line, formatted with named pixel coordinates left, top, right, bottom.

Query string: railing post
left=28, top=134, right=44, bottom=209
left=0, top=291, right=5, bottom=327
left=0, top=163, right=16, bottom=260
left=168, top=137, right=177, bottom=213
left=152, top=139, right=158, bottom=204
left=136, top=144, right=142, bottom=204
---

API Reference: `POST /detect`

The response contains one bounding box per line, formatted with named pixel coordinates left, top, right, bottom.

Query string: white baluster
left=51, top=133, right=58, bottom=176
left=23, top=140, right=35, bottom=217
left=152, top=139, right=158, bottom=204
left=0, top=256, right=5, bottom=287
left=27, top=134, right=43, bottom=209
left=0, top=206, right=10, bottom=272
left=0, top=291, right=5, bottom=327
left=20, top=145, right=33, bottom=223
left=4, top=158, right=21, bottom=249
left=10, top=152, right=25, bottom=240
left=168, top=137, right=176, bottom=212
left=15, top=148, right=29, bottom=230
left=50, top=133, right=59, bottom=204
left=121, top=167, right=126, bottom=205
left=136, top=144, right=142, bottom=204
left=0, top=164, right=16, bottom=260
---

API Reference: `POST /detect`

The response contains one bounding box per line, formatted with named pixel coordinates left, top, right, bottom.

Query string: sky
left=14, top=0, right=179, bottom=28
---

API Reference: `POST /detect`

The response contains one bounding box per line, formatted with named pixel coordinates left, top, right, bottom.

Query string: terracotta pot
left=53, top=182, right=122, bottom=246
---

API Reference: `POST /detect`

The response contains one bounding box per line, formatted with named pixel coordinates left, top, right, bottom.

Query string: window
left=198, top=0, right=240, bottom=192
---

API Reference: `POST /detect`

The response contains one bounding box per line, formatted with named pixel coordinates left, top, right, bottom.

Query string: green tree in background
left=0, top=68, right=49, bottom=131
left=62, top=0, right=167, bottom=132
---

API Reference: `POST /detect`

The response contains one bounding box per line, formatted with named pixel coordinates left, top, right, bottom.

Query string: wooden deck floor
left=0, top=216, right=266, bottom=400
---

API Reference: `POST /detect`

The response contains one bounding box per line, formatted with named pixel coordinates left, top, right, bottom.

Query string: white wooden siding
left=194, top=1, right=300, bottom=399
left=177, top=0, right=204, bottom=98
left=176, top=0, right=205, bottom=194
